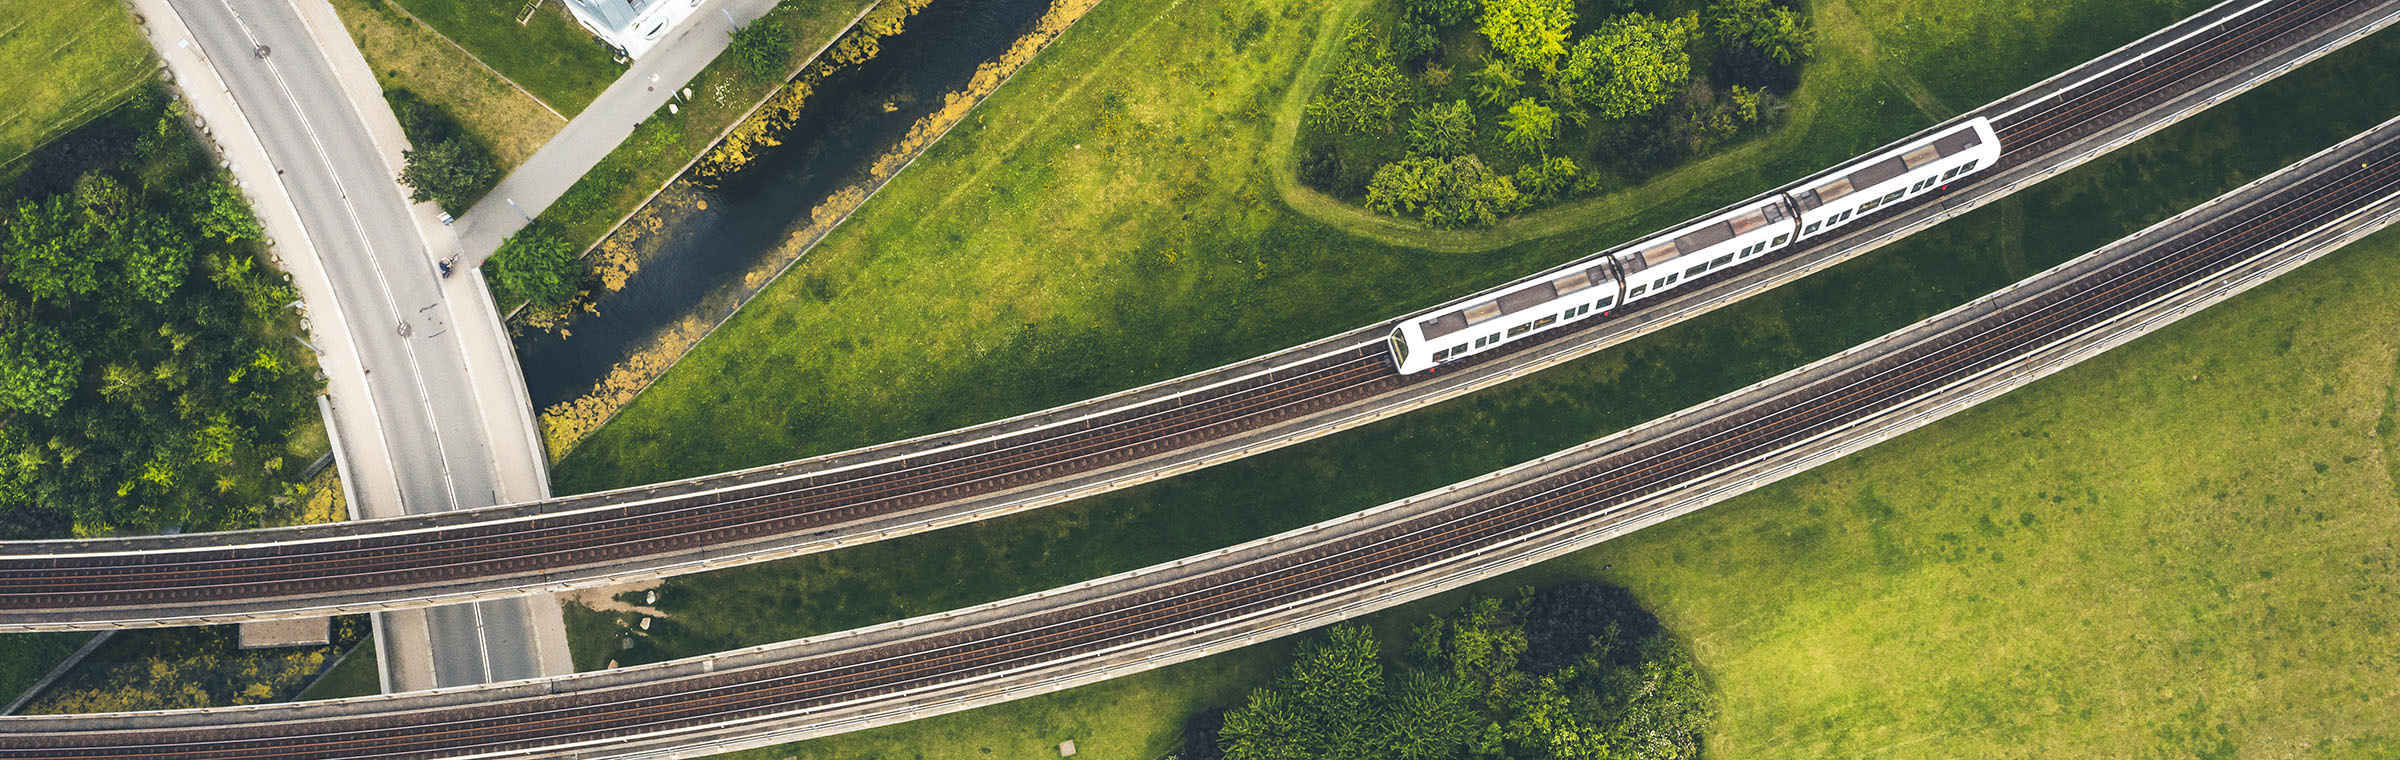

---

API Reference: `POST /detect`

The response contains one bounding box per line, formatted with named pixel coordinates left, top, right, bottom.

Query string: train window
left=1941, top=166, right=1961, bottom=180
left=1532, top=315, right=1557, bottom=328
left=1836, top=210, right=1852, bottom=223
left=1507, top=323, right=1533, bottom=338
left=1773, top=234, right=1790, bottom=246
left=1712, top=254, right=1734, bottom=268
left=1661, top=273, right=1679, bottom=286
left=1913, top=177, right=1936, bottom=192
left=1433, top=348, right=1450, bottom=361
left=1804, top=221, right=1821, bottom=234
left=1881, top=191, right=1904, bottom=204
left=1685, top=264, right=1708, bottom=278
left=1858, top=198, right=1880, bottom=213
left=1628, top=285, right=1647, bottom=297
left=1596, top=296, right=1614, bottom=309
left=1960, top=160, right=1978, bottom=173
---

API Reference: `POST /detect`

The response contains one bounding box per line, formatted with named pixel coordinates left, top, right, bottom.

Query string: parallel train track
left=8, top=48, right=2398, bottom=760
left=0, top=0, right=2384, bottom=623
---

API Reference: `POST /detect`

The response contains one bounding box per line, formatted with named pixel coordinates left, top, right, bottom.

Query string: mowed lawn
left=383, top=0, right=620, bottom=114
left=0, top=0, right=152, bottom=171
left=552, top=0, right=2217, bottom=491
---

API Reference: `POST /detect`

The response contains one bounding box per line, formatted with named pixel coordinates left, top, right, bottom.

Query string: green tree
left=3, top=196, right=100, bottom=304
left=1365, top=155, right=1525, bottom=228
left=397, top=138, right=498, bottom=215
left=1499, top=97, right=1558, bottom=156
left=0, top=323, right=83, bottom=417
left=1514, top=155, right=1580, bottom=200
left=730, top=19, right=794, bottom=78
left=1381, top=670, right=1480, bottom=759
left=1558, top=13, right=1698, bottom=120
left=1708, top=0, right=1815, bottom=66
left=1406, top=100, right=1478, bottom=158
left=1470, top=57, right=1523, bottom=107
left=191, top=180, right=262, bottom=244
left=489, top=223, right=580, bottom=307
left=108, top=210, right=194, bottom=304
left=1221, top=625, right=1386, bottom=760
left=1304, top=25, right=1413, bottom=135
left=1478, top=0, right=1574, bottom=73
left=1404, top=0, right=1478, bottom=29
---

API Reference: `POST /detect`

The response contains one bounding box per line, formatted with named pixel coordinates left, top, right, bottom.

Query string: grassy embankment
left=327, top=0, right=564, bottom=170
left=696, top=35, right=2400, bottom=756
left=0, top=0, right=151, bottom=173
left=570, top=0, right=2400, bottom=662
left=548, top=0, right=2211, bottom=488
left=377, top=0, right=619, bottom=114
left=512, top=0, right=2399, bottom=752
left=293, top=640, right=380, bottom=701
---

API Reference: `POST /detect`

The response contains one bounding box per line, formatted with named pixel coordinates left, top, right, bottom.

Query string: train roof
left=1795, top=123, right=1987, bottom=211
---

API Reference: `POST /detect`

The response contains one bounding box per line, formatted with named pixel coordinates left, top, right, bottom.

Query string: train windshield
left=1388, top=331, right=1411, bottom=368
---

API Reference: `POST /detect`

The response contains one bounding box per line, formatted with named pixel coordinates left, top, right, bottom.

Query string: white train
left=1389, top=117, right=2003, bottom=374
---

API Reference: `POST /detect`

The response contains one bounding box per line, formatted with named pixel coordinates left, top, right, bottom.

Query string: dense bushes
left=488, top=221, right=581, bottom=308
left=1298, top=0, right=1817, bottom=227
left=0, top=88, right=322, bottom=538
left=387, top=87, right=497, bottom=215
left=1177, top=583, right=1712, bottom=760
left=21, top=616, right=368, bottom=713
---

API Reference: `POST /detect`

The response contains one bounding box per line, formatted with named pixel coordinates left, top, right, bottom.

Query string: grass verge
left=327, top=0, right=562, bottom=169
left=0, top=0, right=152, bottom=173
left=293, top=639, right=381, bottom=702
left=18, top=618, right=369, bottom=713
left=0, top=634, right=91, bottom=711
left=379, top=0, right=619, bottom=114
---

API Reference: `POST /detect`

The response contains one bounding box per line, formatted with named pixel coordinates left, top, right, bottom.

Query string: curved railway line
left=1, top=0, right=2393, bottom=630
left=7, top=75, right=2398, bottom=760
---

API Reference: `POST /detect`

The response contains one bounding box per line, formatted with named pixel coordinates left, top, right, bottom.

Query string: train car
left=1788, top=117, right=2000, bottom=239
left=1385, top=116, right=2004, bottom=375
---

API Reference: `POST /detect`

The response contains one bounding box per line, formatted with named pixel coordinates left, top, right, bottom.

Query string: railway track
left=8, top=67, right=2397, bottom=760
left=0, top=0, right=2390, bottom=628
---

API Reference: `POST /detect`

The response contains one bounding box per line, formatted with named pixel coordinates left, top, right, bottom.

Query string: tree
left=1304, top=25, right=1413, bottom=135
left=108, top=209, right=193, bottom=304
left=1470, top=57, right=1523, bottom=107
left=397, top=138, right=497, bottom=215
left=1708, top=0, right=1816, bottom=67
left=0, top=323, right=83, bottom=417
left=3, top=196, right=100, bottom=304
left=1365, top=155, right=1524, bottom=228
left=1403, top=0, right=1478, bottom=29
left=1479, top=0, right=1574, bottom=74
left=731, top=19, right=794, bottom=78
left=1406, top=100, right=1478, bottom=158
left=191, top=180, right=262, bottom=244
left=1558, top=13, right=1698, bottom=120
left=1514, top=155, right=1580, bottom=200
left=488, top=223, right=580, bottom=307
left=1221, top=625, right=1386, bottom=760
left=1379, top=670, right=1480, bottom=759
left=1500, top=98, right=1558, bottom=156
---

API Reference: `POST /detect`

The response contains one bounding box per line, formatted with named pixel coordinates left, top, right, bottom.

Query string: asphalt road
left=167, top=0, right=542, bottom=687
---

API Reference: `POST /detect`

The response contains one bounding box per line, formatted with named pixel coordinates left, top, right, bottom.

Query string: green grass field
left=0, top=0, right=152, bottom=172
left=329, top=0, right=564, bottom=169
left=380, top=0, right=620, bottom=114
left=0, top=633, right=90, bottom=710
left=292, top=640, right=380, bottom=702
left=548, top=0, right=2214, bottom=490
left=569, top=17, right=2400, bottom=665
left=708, top=221, right=2400, bottom=760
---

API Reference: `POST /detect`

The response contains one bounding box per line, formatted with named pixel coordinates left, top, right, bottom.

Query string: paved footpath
left=129, top=0, right=567, bottom=691
left=449, top=0, right=785, bottom=263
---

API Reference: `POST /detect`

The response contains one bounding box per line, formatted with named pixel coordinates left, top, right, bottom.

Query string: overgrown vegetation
left=1302, top=0, right=1815, bottom=227
left=0, top=88, right=327, bottom=538
left=387, top=88, right=498, bottom=215
left=19, top=617, right=368, bottom=713
left=0, top=0, right=153, bottom=173
left=487, top=221, right=579, bottom=307
left=1180, top=584, right=1708, bottom=760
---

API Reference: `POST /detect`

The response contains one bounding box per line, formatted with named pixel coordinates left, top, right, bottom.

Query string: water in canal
left=513, top=0, right=1058, bottom=413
